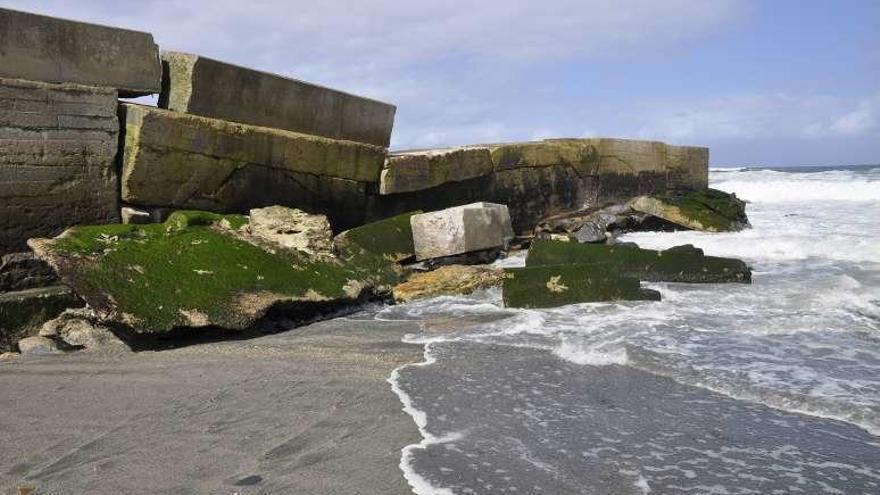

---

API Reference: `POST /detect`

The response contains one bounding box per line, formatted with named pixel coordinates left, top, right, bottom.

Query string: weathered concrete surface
left=0, top=317, right=421, bottom=495
left=0, top=78, right=120, bottom=253
left=249, top=206, right=334, bottom=259
left=629, top=188, right=749, bottom=232
left=375, top=138, right=707, bottom=232
left=380, top=146, right=493, bottom=194
left=411, top=203, right=514, bottom=261
left=0, top=286, right=81, bottom=352
left=0, top=9, right=160, bottom=96
left=120, top=104, right=385, bottom=230
left=159, top=52, right=396, bottom=147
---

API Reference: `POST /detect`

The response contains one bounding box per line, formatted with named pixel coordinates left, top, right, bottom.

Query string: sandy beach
left=0, top=317, right=422, bottom=495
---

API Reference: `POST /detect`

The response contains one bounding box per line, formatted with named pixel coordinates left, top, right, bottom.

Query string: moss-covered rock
left=502, top=264, right=660, bottom=308
left=393, top=265, right=504, bottom=303
left=629, top=188, right=749, bottom=232
left=29, top=212, right=379, bottom=334
left=0, top=286, right=81, bottom=351
left=332, top=211, right=423, bottom=289
left=527, top=239, right=751, bottom=283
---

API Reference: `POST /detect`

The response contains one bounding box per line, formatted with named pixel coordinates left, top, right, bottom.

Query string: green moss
left=335, top=211, right=421, bottom=262
left=661, top=188, right=748, bottom=232
left=40, top=214, right=372, bottom=333
left=502, top=264, right=659, bottom=308
left=526, top=239, right=751, bottom=283
left=165, top=210, right=249, bottom=232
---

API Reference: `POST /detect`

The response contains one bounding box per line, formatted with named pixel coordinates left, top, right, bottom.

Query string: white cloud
left=829, top=92, right=880, bottom=135
left=8, top=0, right=749, bottom=149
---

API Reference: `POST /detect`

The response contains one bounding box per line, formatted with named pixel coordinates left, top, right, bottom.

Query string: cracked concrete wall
left=0, top=78, right=120, bottom=255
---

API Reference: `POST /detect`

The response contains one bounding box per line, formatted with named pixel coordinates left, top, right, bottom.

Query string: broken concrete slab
left=380, top=147, right=493, bottom=194
left=502, top=264, right=660, bottom=308
left=28, top=211, right=382, bottom=334
left=411, top=203, right=514, bottom=261
left=334, top=211, right=423, bottom=289
left=392, top=265, right=504, bottom=303
left=119, top=104, right=384, bottom=229
left=159, top=52, right=395, bottom=147
left=0, top=8, right=161, bottom=96
left=0, top=286, right=81, bottom=352
left=629, top=188, right=749, bottom=232
left=1, top=78, right=120, bottom=253
left=527, top=240, right=752, bottom=283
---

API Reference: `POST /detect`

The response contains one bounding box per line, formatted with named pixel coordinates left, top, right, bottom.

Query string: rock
left=118, top=103, right=385, bottom=230
left=380, top=147, right=493, bottom=194
left=629, top=188, right=749, bottom=232
left=0, top=8, right=161, bottom=96
left=17, top=336, right=59, bottom=355
left=40, top=308, right=130, bottom=353
left=502, top=264, right=660, bottom=308
left=0, top=252, right=58, bottom=292
left=0, top=286, right=82, bottom=351
left=1, top=78, right=120, bottom=253
left=0, top=351, right=19, bottom=360
left=159, top=51, right=395, bottom=147
left=334, top=211, right=422, bottom=288
left=28, top=211, right=383, bottom=334
left=410, top=203, right=514, bottom=261
left=420, top=248, right=504, bottom=270
left=527, top=239, right=751, bottom=283
left=249, top=206, right=334, bottom=259
left=393, top=265, right=504, bottom=303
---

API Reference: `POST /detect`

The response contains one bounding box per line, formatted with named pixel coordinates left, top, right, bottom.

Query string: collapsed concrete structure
left=0, top=7, right=711, bottom=350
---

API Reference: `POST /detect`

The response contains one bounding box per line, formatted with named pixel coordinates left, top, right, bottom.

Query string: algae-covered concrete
left=28, top=211, right=381, bottom=334
left=0, top=286, right=81, bottom=351
left=1, top=78, right=120, bottom=253
left=0, top=8, right=160, bottom=96
left=527, top=240, right=752, bottom=283
left=629, top=188, right=749, bottom=232
left=503, top=264, right=660, bottom=308
left=119, top=104, right=386, bottom=230
left=159, top=52, right=396, bottom=147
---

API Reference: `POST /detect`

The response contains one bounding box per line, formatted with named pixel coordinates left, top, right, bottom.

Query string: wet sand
left=0, top=317, right=422, bottom=495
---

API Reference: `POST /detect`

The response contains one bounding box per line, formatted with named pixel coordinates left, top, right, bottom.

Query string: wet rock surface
left=393, top=265, right=504, bottom=303
left=502, top=264, right=660, bottom=308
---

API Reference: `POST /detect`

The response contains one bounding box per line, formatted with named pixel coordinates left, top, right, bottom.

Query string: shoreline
left=0, top=316, right=423, bottom=494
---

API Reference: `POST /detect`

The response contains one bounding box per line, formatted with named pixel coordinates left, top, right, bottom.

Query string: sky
left=8, top=0, right=879, bottom=166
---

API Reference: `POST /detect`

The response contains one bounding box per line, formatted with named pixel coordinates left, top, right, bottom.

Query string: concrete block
left=120, top=104, right=383, bottom=230
left=410, top=202, right=514, bottom=261
left=380, top=146, right=493, bottom=194
left=0, top=8, right=161, bottom=96
left=0, top=78, right=119, bottom=254
left=159, top=52, right=395, bottom=147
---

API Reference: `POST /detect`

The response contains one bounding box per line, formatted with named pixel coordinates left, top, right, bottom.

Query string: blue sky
left=8, top=0, right=878, bottom=166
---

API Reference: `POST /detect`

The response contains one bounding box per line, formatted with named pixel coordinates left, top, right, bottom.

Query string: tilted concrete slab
left=0, top=78, right=120, bottom=254
left=380, top=146, right=493, bottom=194
left=159, top=52, right=396, bottom=147
left=410, top=202, right=514, bottom=261
left=119, top=104, right=386, bottom=230
left=0, top=9, right=161, bottom=96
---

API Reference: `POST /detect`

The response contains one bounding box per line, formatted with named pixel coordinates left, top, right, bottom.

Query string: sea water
left=382, top=166, right=880, bottom=494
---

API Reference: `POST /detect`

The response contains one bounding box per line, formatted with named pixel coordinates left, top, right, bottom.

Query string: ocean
left=378, top=165, right=880, bottom=494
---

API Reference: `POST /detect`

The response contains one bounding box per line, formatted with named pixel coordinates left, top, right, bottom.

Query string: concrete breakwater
left=0, top=7, right=708, bottom=348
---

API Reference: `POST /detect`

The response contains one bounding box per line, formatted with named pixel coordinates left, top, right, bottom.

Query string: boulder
left=160, top=52, right=395, bottom=147
left=0, top=8, right=161, bottom=96
left=527, top=240, right=751, bottom=283
left=629, top=188, right=749, bottom=232
left=1, top=78, right=120, bottom=253
left=392, top=265, right=504, bottom=303
left=334, top=211, right=422, bottom=288
left=410, top=203, right=514, bottom=261
left=249, top=206, right=334, bottom=259
left=118, top=103, right=385, bottom=230
left=40, top=308, right=130, bottom=353
left=502, top=264, right=660, bottom=309
left=0, top=286, right=81, bottom=351
left=17, top=335, right=59, bottom=355
left=28, top=211, right=383, bottom=334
